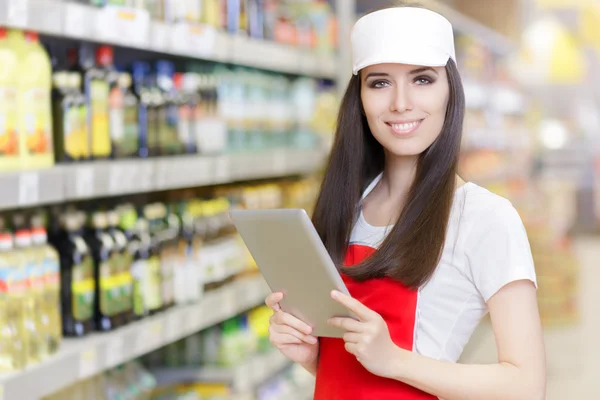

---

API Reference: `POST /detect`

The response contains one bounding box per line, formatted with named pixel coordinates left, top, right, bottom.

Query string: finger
left=270, top=333, right=303, bottom=347
left=343, top=332, right=361, bottom=344
left=328, top=317, right=364, bottom=332
left=331, top=291, right=374, bottom=321
left=270, top=323, right=318, bottom=345
left=344, top=341, right=358, bottom=356
left=265, top=292, right=283, bottom=311
left=271, top=311, right=313, bottom=335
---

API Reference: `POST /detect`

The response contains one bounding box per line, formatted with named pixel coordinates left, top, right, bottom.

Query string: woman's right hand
left=266, top=292, right=319, bottom=367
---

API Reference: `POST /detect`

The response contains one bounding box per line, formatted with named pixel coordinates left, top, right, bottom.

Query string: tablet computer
left=229, top=208, right=353, bottom=338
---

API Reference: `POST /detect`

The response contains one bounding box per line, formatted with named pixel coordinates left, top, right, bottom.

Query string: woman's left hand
left=328, top=290, right=405, bottom=379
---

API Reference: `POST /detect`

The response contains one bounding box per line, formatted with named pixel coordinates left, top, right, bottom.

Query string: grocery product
left=15, top=30, right=54, bottom=170
left=107, top=210, right=134, bottom=324
left=11, top=215, right=46, bottom=365
left=110, top=72, right=140, bottom=158
left=52, top=71, right=89, bottom=162
left=50, top=211, right=96, bottom=337
left=30, top=213, right=62, bottom=356
left=155, top=60, right=184, bottom=155
left=0, top=226, right=26, bottom=371
left=85, top=211, right=122, bottom=331
left=131, top=61, right=151, bottom=158
left=0, top=27, right=21, bottom=171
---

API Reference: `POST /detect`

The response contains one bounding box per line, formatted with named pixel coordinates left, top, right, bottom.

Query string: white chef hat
left=351, top=7, right=457, bottom=75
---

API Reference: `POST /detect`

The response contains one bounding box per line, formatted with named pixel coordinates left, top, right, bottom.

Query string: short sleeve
left=465, top=202, right=537, bottom=302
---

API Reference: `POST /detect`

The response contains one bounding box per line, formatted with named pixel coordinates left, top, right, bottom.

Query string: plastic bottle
left=85, top=211, right=119, bottom=331
left=16, top=31, right=54, bottom=170
left=118, top=204, right=149, bottom=320
left=12, top=220, right=46, bottom=364
left=0, top=228, right=26, bottom=370
left=30, top=215, right=61, bottom=356
left=131, top=62, right=150, bottom=158
left=107, top=210, right=133, bottom=324
left=155, top=60, right=183, bottom=155
left=0, top=28, right=21, bottom=171
left=50, top=211, right=95, bottom=337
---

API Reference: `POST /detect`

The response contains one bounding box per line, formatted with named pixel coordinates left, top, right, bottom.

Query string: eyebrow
left=364, top=67, right=438, bottom=79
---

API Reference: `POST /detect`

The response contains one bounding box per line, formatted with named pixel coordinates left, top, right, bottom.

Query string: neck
left=380, top=153, right=419, bottom=202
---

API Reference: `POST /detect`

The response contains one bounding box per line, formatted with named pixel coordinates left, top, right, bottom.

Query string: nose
left=391, top=84, right=413, bottom=112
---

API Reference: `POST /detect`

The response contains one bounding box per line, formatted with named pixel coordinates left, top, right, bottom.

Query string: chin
left=378, top=138, right=430, bottom=158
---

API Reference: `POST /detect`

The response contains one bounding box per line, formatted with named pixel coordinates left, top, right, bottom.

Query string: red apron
left=313, top=244, right=437, bottom=400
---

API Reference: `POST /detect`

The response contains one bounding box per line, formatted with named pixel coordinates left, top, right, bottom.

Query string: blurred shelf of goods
left=452, top=30, right=581, bottom=328
left=81, top=0, right=339, bottom=55
left=0, top=12, right=339, bottom=172
left=0, top=175, right=321, bottom=373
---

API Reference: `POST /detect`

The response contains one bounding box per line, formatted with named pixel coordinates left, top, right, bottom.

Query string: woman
left=265, top=5, right=546, bottom=400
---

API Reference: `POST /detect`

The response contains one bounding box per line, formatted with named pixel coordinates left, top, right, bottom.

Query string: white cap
left=351, top=7, right=456, bottom=75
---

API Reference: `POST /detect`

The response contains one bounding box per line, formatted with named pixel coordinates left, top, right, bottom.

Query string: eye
left=369, top=80, right=391, bottom=89
left=415, top=75, right=435, bottom=85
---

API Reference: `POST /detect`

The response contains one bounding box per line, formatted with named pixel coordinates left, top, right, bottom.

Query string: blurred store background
left=0, top=0, right=597, bottom=399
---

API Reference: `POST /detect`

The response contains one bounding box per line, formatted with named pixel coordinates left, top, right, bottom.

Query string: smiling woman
left=264, top=4, right=546, bottom=400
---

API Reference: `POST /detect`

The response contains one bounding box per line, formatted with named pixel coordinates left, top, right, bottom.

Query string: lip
left=386, top=119, right=424, bottom=136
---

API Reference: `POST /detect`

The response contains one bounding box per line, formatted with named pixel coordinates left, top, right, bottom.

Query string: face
left=360, top=63, right=450, bottom=158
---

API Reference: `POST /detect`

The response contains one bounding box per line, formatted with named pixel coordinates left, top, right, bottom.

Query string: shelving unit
left=152, top=349, right=291, bottom=394
left=0, top=0, right=337, bottom=79
left=0, top=274, right=270, bottom=400
left=0, top=148, right=328, bottom=210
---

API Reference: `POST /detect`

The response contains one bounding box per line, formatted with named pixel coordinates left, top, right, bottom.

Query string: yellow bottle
left=14, top=228, right=47, bottom=364
left=31, top=221, right=61, bottom=356
left=0, top=28, right=21, bottom=171
left=0, top=231, right=26, bottom=371
left=16, top=30, right=54, bottom=170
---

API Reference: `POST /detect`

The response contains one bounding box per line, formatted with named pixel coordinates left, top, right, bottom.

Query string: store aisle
left=459, top=236, right=600, bottom=399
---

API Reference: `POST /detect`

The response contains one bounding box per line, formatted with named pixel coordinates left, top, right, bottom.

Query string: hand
left=265, top=292, right=319, bottom=367
left=328, top=290, right=404, bottom=379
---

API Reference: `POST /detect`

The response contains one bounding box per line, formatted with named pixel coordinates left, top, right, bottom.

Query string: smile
left=386, top=119, right=423, bottom=135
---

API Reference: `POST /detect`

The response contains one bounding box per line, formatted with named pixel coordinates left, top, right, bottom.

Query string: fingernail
left=331, top=290, right=338, bottom=299
left=310, top=336, right=318, bottom=344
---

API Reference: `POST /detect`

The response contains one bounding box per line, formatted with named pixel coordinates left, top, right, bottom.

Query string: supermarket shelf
left=0, top=148, right=327, bottom=209
left=0, top=0, right=337, bottom=79
left=0, top=274, right=270, bottom=400
left=153, top=349, right=292, bottom=394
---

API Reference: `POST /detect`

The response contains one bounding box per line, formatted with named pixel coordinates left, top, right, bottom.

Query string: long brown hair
left=312, top=28, right=465, bottom=289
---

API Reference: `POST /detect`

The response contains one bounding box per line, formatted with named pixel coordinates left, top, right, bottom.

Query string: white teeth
left=391, top=121, right=419, bottom=131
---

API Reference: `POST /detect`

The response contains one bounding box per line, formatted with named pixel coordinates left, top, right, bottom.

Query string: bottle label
left=63, top=103, right=79, bottom=159
left=99, top=260, right=117, bottom=317
left=90, top=79, right=111, bottom=157
left=0, top=267, right=27, bottom=296
left=123, top=101, right=139, bottom=156
left=26, top=262, right=45, bottom=293
left=117, top=252, right=133, bottom=313
left=146, top=255, right=162, bottom=311
left=43, top=257, right=60, bottom=291
left=22, top=87, right=53, bottom=155
left=79, top=104, right=90, bottom=158
left=0, top=86, right=19, bottom=157
left=72, top=256, right=95, bottom=322
left=131, top=259, right=146, bottom=316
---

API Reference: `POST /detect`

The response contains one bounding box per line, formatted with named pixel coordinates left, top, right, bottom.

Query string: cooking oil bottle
left=0, top=223, right=26, bottom=371
left=31, top=213, right=61, bottom=355
left=12, top=216, right=46, bottom=364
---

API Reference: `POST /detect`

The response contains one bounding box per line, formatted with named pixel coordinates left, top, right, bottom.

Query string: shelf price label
left=75, top=166, right=95, bottom=198
left=214, top=156, right=231, bottom=183
left=170, top=22, right=217, bottom=57
left=135, top=320, right=163, bottom=355
left=18, top=172, right=39, bottom=206
left=6, top=0, right=28, bottom=28
left=79, top=349, right=98, bottom=379
left=105, top=336, right=125, bottom=368
left=95, top=5, right=150, bottom=47
left=63, top=2, right=92, bottom=39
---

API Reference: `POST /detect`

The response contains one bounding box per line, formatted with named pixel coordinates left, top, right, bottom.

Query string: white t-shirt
left=352, top=174, right=537, bottom=363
